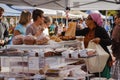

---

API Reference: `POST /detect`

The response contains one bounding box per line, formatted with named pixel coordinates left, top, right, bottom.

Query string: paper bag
left=65, top=22, right=76, bottom=37
left=86, top=41, right=109, bottom=73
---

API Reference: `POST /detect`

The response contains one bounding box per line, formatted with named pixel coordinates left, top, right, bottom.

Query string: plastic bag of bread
left=65, top=22, right=76, bottom=37
left=36, top=37, right=49, bottom=45
left=23, top=35, right=36, bottom=45
left=12, top=35, right=24, bottom=45
left=36, top=33, right=49, bottom=45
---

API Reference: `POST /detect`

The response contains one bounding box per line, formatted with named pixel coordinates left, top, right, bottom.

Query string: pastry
left=43, top=48, right=55, bottom=57
left=50, top=36, right=62, bottom=42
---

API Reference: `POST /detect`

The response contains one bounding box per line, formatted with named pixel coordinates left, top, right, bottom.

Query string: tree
left=107, top=10, right=117, bottom=16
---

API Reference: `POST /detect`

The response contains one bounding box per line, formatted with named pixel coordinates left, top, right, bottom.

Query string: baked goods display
left=2, top=48, right=18, bottom=52
left=5, top=30, right=95, bottom=80
left=35, top=32, right=50, bottom=45
left=0, top=48, right=27, bottom=56
left=55, top=48, right=68, bottom=53
left=54, top=47, right=68, bottom=56
left=23, top=35, right=36, bottom=45
left=36, top=37, right=49, bottom=45
left=62, top=49, right=96, bottom=59
left=45, top=65, right=86, bottom=79
left=29, top=48, right=55, bottom=57
left=43, top=48, right=55, bottom=57
left=12, top=35, right=24, bottom=45
left=45, top=69, right=60, bottom=77
left=50, top=36, right=62, bottom=42
left=44, top=52, right=55, bottom=57
left=59, top=36, right=76, bottom=41
left=24, top=74, right=46, bottom=80
left=61, top=50, right=75, bottom=58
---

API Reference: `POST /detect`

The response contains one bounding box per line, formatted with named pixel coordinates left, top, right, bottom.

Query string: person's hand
left=91, top=37, right=100, bottom=44
left=0, top=40, right=5, bottom=45
left=35, top=31, right=42, bottom=37
left=35, top=29, right=43, bottom=37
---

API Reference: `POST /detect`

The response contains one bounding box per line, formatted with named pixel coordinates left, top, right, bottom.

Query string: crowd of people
left=0, top=6, right=120, bottom=79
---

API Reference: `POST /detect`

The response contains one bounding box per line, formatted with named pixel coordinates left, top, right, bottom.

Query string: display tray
left=64, top=54, right=97, bottom=59
left=0, top=49, right=28, bottom=56
left=6, top=44, right=63, bottom=50
left=45, top=56, right=79, bottom=69
left=0, top=52, right=28, bottom=56
left=58, top=40, right=79, bottom=44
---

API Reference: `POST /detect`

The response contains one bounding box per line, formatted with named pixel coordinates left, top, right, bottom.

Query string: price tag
left=28, top=57, right=39, bottom=69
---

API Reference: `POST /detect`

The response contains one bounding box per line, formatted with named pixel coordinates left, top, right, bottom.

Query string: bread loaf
left=23, top=35, right=36, bottom=45
left=36, top=37, right=48, bottom=45
left=12, top=35, right=24, bottom=45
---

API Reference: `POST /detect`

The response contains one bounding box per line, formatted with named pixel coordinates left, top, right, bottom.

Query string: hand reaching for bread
left=91, top=37, right=100, bottom=44
left=35, top=30, right=43, bottom=37
left=34, top=26, right=44, bottom=37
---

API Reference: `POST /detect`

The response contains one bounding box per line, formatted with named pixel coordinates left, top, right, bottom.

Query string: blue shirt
left=50, top=24, right=55, bottom=32
left=15, top=24, right=26, bottom=35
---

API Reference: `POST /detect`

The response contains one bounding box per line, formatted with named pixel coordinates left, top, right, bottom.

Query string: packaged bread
left=65, top=22, right=76, bottom=37
left=43, top=48, right=55, bottom=57
left=36, top=32, right=50, bottom=45
left=36, top=37, right=49, bottom=45
left=23, top=35, right=36, bottom=45
left=12, top=35, right=24, bottom=45
left=60, top=36, right=76, bottom=41
left=45, top=69, right=60, bottom=77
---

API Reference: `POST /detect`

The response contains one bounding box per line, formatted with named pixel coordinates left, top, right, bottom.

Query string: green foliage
left=107, top=10, right=118, bottom=16
left=100, top=10, right=118, bottom=16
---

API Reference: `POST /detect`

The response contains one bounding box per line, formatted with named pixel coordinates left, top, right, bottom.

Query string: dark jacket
left=76, top=26, right=112, bottom=62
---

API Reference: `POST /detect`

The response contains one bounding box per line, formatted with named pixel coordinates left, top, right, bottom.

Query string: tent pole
left=65, top=10, right=69, bottom=28
left=65, top=0, right=69, bottom=28
left=105, top=10, right=108, bottom=27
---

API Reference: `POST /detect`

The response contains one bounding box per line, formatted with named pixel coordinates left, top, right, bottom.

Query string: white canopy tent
left=0, top=3, right=61, bottom=16
left=0, top=3, right=21, bottom=16
left=11, top=5, right=84, bottom=18
left=0, top=0, right=119, bottom=19
left=69, top=10, right=88, bottom=18
left=0, top=0, right=119, bottom=28
left=0, top=0, right=120, bottom=10
left=0, top=3, right=83, bottom=18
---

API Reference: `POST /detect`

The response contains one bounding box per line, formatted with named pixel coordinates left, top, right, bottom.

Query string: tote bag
left=86, top=41, right=109, bottom=73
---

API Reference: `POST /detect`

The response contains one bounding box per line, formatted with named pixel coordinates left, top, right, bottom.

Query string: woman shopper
left=13, top=10, right=31, bottom=36
left=76, top=13, right=112, bottom=79
left=111, top=11, right=120, bottom=80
